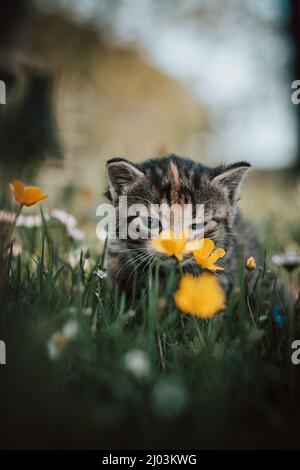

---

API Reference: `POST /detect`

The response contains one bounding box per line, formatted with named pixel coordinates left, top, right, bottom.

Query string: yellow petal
left=174, top=274, right=197, bottom=313
left=200, top=238, right=215, bottom=257
left=10, top=180, right=25, bottom=205
left=151, top=238, right=171, bottom=255
left=174, top=273, right=225, bottom=319
left=174, top=289, right=194, bottom=314
left=193, top=253, right=208, bottom=267
left=151, top=228, right=188, bottom=258
left=246, top=256, right=256, bottom=270
left=9, top=180, right=47, bottom=207
left=208, top=248, right=226, bottom=264
left=193, top=239, right=226, bottom=271
left=194, top=274, right=225, bottom=317
left=162, top=238, right=182, bottom=253
left=23, top=187, right=48, bottom=206
left=185, top=239, right=204, bottom=252
left=205, top=263, right=224, bottom=271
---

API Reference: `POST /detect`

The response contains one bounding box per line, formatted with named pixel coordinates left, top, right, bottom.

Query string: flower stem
left=5, top=204, right=23, bottom=249
left=178, top=260, right=184, bottom=278
left=192, top=316, right=205, bottom=348
left=0, top=204, right=23, bottom=294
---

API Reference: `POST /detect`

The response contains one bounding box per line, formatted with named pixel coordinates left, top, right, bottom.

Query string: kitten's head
left=106, top=154, right=250, bottom=264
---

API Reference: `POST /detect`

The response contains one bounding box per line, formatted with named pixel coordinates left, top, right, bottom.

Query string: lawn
left=0, top=178, right=300, bottom=450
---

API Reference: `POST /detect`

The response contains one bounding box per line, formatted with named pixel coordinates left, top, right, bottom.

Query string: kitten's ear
left=106, top=157, right=144, bottom=197
left=211, top=162, right=251, bottom=204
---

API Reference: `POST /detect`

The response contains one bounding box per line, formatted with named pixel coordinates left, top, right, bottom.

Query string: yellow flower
left=151, top=229, right=190, bottom=261
left=245, top=256, right=256, bottom=270
left=9, top=180, right=48, bottom=207
left=174, top=273, right=226, bottom=318
left=193, top=238, right=225, bottom=271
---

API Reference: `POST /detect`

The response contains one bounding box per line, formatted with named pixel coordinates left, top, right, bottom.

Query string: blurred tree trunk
left=0, top=0, right=33, bottom=91
left=0, top=1, right=61, bottom=293
left=0, top=0, right=61, bottom=195
left=0, top=0, right=33, bottom=294
left=289, top=0, right=300, bottom=171
left=0, top=0, right=33, bottom=203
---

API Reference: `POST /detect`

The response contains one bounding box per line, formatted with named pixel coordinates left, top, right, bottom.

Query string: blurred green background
left=1, top=0, right=300, bottom=242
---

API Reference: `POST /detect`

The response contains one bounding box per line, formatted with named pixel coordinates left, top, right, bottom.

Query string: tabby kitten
left=105, top=154, right=260, bottom=295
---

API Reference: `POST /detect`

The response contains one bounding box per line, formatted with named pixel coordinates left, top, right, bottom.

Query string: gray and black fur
left=105, top=154, right=261, bottom=295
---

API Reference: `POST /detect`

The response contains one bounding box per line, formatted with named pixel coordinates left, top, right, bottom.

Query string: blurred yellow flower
left=245, top=256, right=256, bottom=270
left=151, top=229, right=190, bottom=261
left=193, top=238, right=225, bottom=271
left=9, top=180, right=48, bottom=207
left=175, top=273, right=226, bottom=318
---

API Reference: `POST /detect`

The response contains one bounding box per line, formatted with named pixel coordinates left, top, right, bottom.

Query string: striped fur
left=105, top=154, right=261, bottom=295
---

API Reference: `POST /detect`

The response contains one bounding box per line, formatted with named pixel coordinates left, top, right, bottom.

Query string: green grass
left=0, top=211, right=300, bottom=450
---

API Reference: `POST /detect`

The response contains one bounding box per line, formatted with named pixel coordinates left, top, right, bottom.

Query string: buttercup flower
left=193, top=238, right=225, bottom=271
left=151, top=229, right=191, bottom=261
left=246, top=256, right=257, bottom=270
left=9, top=180, right=48, bottom=207
left=175, top=273, right=226, bottom=318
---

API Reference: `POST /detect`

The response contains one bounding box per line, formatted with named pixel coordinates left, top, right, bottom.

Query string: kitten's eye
left=141, top=217, right=160, bottom=230
left=190, top=222, right=204, bottom=231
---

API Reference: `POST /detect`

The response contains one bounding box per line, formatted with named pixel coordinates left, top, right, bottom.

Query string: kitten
left=104, top=154, right=261, bottom=295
